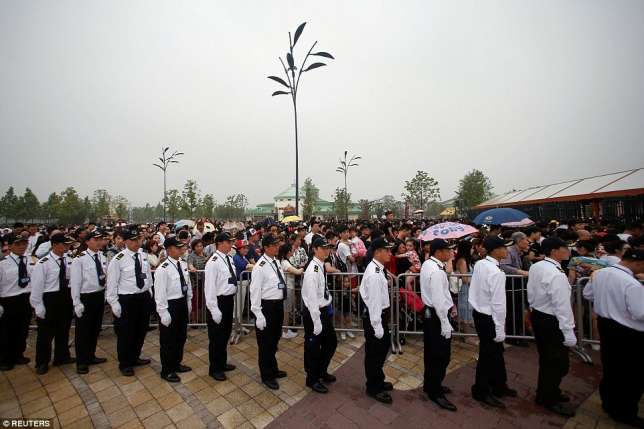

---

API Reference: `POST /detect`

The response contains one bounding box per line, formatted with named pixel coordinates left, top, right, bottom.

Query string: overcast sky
left=1, top=1, right=643, bottom=207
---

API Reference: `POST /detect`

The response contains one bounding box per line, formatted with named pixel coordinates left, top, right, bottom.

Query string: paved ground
left=0, top=329, right=641, bottom=428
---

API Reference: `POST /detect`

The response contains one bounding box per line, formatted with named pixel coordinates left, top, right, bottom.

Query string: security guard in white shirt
left=359, top=237, right=394, bottom=404
left=302, top=237, right=337, bottom=394
left=106, top=227, right=153, bottom=376
left=0, top=234, right=33, bottom=371
left=70, top=231, right=109, bottom=374
left=30, top=233, right=75, bottom=374
left=420, top=238, right=457, bottom=411
left=204, top=232, right=238, bottom=381
left=250, top=234, right=288, bottom=390
left=527, top=237, right=577, bottom=417
left=469, top=236, right=517, bottom=408
left=154, top=237, right=193, bottom=382
left=583, top=249, right=644, bottom=427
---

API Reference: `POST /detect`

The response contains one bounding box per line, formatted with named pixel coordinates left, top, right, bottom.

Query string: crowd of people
left=0, top=213, right=643, bottom=427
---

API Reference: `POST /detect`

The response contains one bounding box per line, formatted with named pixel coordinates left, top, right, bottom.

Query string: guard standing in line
left=302, top=237, right=337, bottom=394
left=154, top=237, right=192, bottom=382
left=204, top=232, right=238, bottom=381
left=583, top=249, right=644, bottom=427
left=469, top=236, right=517, bottom=408
left=30, top=233, right=76, bottom=374
left=527, top=237, right=577, bottom=417
left=359, top=237, right=394, bottom=404
left=250, top=234, right=288, bottom=390
left=420, top=238, right=457, bottom=411
left=71, top=231, right=109, bottom=374
left=0, top=234, right=33, bottom=371
left=106, top=227, right=153, bottom=377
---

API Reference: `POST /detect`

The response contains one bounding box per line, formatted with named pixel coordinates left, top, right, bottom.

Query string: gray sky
left=2, top=1, right=643, bottom=207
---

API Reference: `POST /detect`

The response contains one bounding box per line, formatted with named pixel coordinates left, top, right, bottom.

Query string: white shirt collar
left=10, top=252, right=24, bottom=260
left=544, top=257, right=562, bottom=268
left=430, top=256, right=445, bottom=268
left=167, top=256, right=180, bottom=265
left=50, top=251, right=64, bottom=260
left=86, top=248, right=97, bottom=257
left=263, top=254, right=275, bottom=263
left=614, top=264, right=634, bottom=276
left=485, top=255, right=500, bottom=266
left=372, top=259, right=384, bottom=270
left=313, top=256, right=325, bottom=266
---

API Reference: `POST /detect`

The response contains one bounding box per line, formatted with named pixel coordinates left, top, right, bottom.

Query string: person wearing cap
left=420, top=238, right=457, bottom=411
left=106, top=227, right=154, bottom=377
left=30, top=233, right=76, bottom=374
left=154, top=237, right=193, bottom=382
left=500, top=231, right=530, bottom=347
left=70, top=231, right=109, bottom=374
left=469, top=236, right=517, bottom=408
left=359, top=237, right=394, bottom=404
left=527, top=237, right=577, bottom=417
left=583, top=249, right=644, bottom=427
left=204, top=232, right=238, bottom=381
left=302, top=237, right=337, bottom=394
left=0, top=234, right=33, bottom=371
left=250, top=233, right=288, bottom=390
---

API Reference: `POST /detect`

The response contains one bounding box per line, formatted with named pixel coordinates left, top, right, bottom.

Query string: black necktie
left=134, top=254, right=145, bottom=289
left=18, top=256, right=29, bottom=288
left=225, top=255, right=237, bottom=282
left=94, top=254, right=105, bottom=286
left=59, top=257, right=68, bottom=289
left=383, top=266, right=389, bottom=280
left=176, top=262, right=188, bottom=297
left=273, top=260, right=287, bottom=300
left=323, top=264, right=329, bottom=300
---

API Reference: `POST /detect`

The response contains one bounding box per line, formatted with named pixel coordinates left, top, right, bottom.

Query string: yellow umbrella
left=281, top=215, right=302, bottom=223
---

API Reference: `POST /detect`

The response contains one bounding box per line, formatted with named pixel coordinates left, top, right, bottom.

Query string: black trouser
left=598, top=316, right=644, bottom=421
left=505, top=276, right=525, bottom=337
left=0, top=293, right=31, bottom=366
left=114, top=292, right=152, bottom=369
left=303, top=305, right=337, bottom=385
left=362, top=308, right=390, bottom=394
left=159, top=297, right=188, bottom=376
left=531, top=309, right=569, bottom=406
left=207, top=294, right=235, bottom=374
left=423, top=306, right=451, bottom=398
left=36, top=290, right=73, bottom=367
left=75, top=290, right=105, bottom=366
left=255, top=299, right=283, bottom=381
left=472, top=309, right=507, bottom=396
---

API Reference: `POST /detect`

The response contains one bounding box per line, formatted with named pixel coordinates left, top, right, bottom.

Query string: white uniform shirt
left=154, top=257, right=192, bottom=315
left=35, top=241, right=51, bottom=259
left=468, top=256, right=506, bottom=335
left=527, top=258, right=576, bottom=340
left=600, top=255, right=621, bottom=266
left=105, top=248, right=152, bottom=308
left=0, top=252, right=34, bottom=297
left=249, top=254, right=286, bottom=318
left=302, top=257, right=332, bottom=323
left=70, top=249, right=108, bottom=306
left=420, top=257, right=454, bottom=327
left=30, top=251, right=72, bottom=310
left=583, top=265, right=644, bottom=332
left=205, top=251, right=238, bottom=314
left=359, top=259, right=390, bottom=330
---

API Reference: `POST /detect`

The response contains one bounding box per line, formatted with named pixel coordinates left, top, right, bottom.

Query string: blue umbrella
left=473, top=208, right=531, bottom=226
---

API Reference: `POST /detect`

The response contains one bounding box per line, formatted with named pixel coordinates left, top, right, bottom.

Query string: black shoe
left=76, top=364, right=89, bottom=375
left=429, top=396, right=457, bottom=412
left=177, top=364, right=192, bottom=373
left=543, top=402, right=576, bottom=417
left=473, top=393, right=505, bottom=408
left=223, top=364, right=236, bottom=372
left=441, top=386, right=452, bottom=394
left=135, top=358, right=151, bottom=366
left=383, top=382, right=393, bottom=391
left=88, top=357, right=107, bottom=365
left=53, top=357, right=76, bottom=366
left=0, top=364, right=14, bottom=371
left=492, top=386, right=517, bottom=398
left=162, top=372, right=181, bottom=383
left=367, top=391, right=393, bottom=404
left=35, top=365, right=49, bottom=375
left=211, top=372, right=226, bottom=381
left=307, top=382, right=329, bottom=394
left=558, top=393, right=570, bottom=403
left=321, top=373, right=336, bottom=383
left=120, top=367, right=134, bottom=377
left=275, top=370, right=287, bottom=379
left=15, top=356, right=31, bottom=365
left=263, top=379, right=279, bottom=390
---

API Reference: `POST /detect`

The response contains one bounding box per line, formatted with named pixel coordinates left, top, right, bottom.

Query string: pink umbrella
left=419, top=222, right=478, bottom=241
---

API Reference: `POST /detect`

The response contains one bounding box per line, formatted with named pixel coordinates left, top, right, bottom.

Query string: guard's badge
left=30, top=262, right=36, bottom=266
left=161, top=262, right=169, bottom=268
left=314, top=265, right=319, bottom=273
left=211, top=256, right=218, bottom=262
left=40, top=257, right=49, bottom=263
left=115, top=253, right=124, bottom=260
left=259, top=261, right=266, bottom=267
left=375, top=267, right=381, bottom=273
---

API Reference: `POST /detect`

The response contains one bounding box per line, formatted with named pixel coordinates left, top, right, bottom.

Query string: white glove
left=74, top=304, right=84, bottom=318
left=35, top=304, right=46, bottom=319
left=440, top=322, right=452, bottom=339
left=313, top=319, right=323, bottom=336
left=563, top=332, right=577, bottom=347
left=111, top=303, right=122, bottom=319
left=160, top=311, right=172, bottom=327
left=494, top=331, right=506, bottom=343
left=187, top=301, right=192, bottom=315
left=211, top=307, right=223, bottom=324
left=374, top=324, right=384, bottom=339
left=255, top=315, right=266, bottom=331
left=0, top=304, right=4, bottom=319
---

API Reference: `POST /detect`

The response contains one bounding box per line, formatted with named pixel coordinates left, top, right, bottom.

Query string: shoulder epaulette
left=212, top=256, right=218, bottom=261
left=30, top=262, right=36, bottom=266
left=314, top=265, right=319, bottom=273
left=259, top=261, right=266, bottom=267
left=115, top=253, right=124, bottom=260
left=40, top=257, right=49, bottom=263
left=375, top=267, right=381, bottom=273
left=78, top=252, right=86, bottom=257
left=161, top=262, right=169, bottom=268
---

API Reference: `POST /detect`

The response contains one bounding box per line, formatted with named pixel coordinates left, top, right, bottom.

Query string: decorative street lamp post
left=153, top=147, right=183, bottom=222
left=336, top=151, right=361, bottom=221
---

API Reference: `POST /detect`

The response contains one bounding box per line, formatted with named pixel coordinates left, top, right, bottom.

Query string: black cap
left=215, top=232, right=232, bottom=244
left=85, top=230, right=105, bottom=241
left=429, top=238, right=455, bottom=253
left=122, top=228, right=141, bottom=241
left=623, top=249, right=644, bottom=261
left=541, top=237, right=568, bottom=255
left=262, top=234, right=279, bottom=247
left=50, top=233, right=75, bottom=245
left=483, top=236, right=512, bottom=252
left=311, top=237, right=332, bottom=249
left=371, top=237, right=394, bottom=251
left=6, top=234, right=28, bottom=245
left=164, top=236, right=185, bottom=249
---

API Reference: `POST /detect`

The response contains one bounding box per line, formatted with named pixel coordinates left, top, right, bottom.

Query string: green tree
left=58, top=187, right=85, bottom=224
left=455, top=169, right=493, bottom=211
left=372, top=195, right=404, bottom=218
left=18, top=188, right=42, bottom=221
left=92, top=189, right=112, bottom=220
left=301, top=177, right=319, bottom=220
left=166, top=189, right=181, bottom=222
left=402, top=170, right=440, bottom=212
left=113, top=195, right=129, bottom=220
left=82, top=196, right=94, bottom=222
left=181, top=179, right=200, bottom=217
left=41, top=193, right=62, bottom=222
left=358, top=199, right=371, bottom=219
left=200, top=194, right=216, bottom=219
left=0, top=186, right=19, bottom=222
left=331, top=188, right=351, bottom=219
